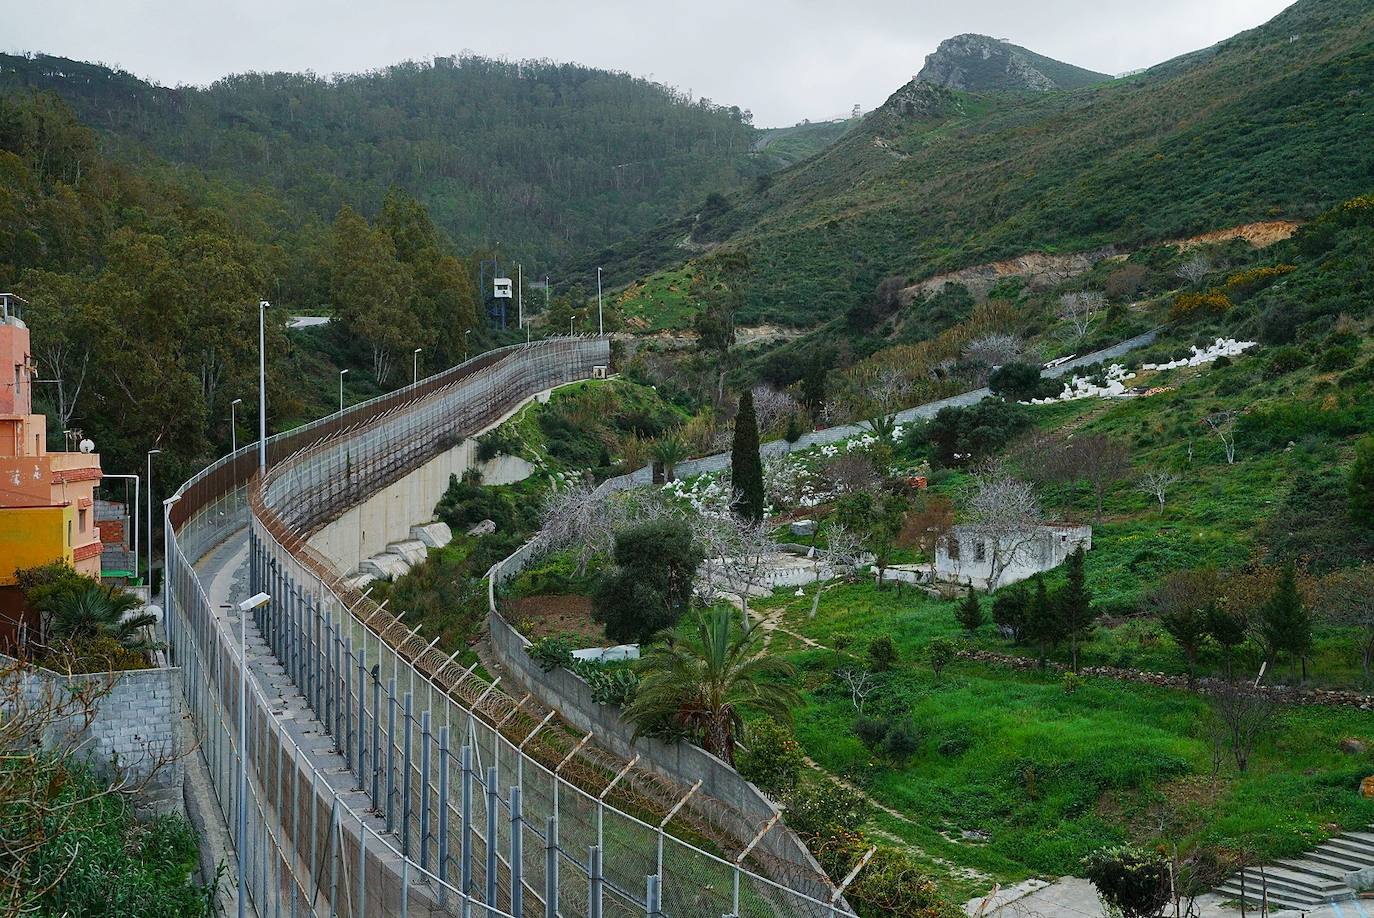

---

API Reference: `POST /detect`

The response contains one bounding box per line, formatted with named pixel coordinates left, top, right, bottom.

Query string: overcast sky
left=4, top=0, right=1296, bottom=127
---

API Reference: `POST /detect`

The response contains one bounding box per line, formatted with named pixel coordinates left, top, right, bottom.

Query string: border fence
left=166, top=337, right=854, bottom=918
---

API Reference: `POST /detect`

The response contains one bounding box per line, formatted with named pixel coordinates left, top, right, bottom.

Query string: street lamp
left=412, top=348, right=422, bottom=386
left=146, top=449, right=161, bottom=590
left=339, top=369, right=349, bottom=414
left=235, top=590, right=271, bottom=918
left=464, top=329, right=472, bottom=362
left=230, top=398, right=243, bottom=456
left=258, top=301, right=268, bottom=470
left=597, top=266, right=604, bottom=336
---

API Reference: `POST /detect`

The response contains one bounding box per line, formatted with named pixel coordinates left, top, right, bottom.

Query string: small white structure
left=493, top=277, right=513, bottom=299
left=935, top=523, right=1092, bottom=590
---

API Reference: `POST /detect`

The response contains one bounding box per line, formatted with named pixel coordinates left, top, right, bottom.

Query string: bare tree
left=1137, top=470, right=1179, bottom=513
left=836, top=667, right=877, bottom=714
left=1058, top=291, right=1106, bottom=342
left=539, top=483, right=607, bottom=575
left=1177, top=254, right=1212, bottom=286
left=809, top=523, right=867, bottom=619
left=854, top=366, right=910, bottom=441
left=898, top=494, right=956, bottom=579
left=1205, top=682, right=1276, bottom=774
left=1202, top=411, right=1238, bottom=465
left=694, top=515, right=778, bottom=631
left=965, top=460, right=1043, bottom=590
left=963, top=333, right=1024, bottom=368
left=1316, top=565, right=1374, bottom=682
left=1073, top=434, right=1131, bottom=519
left=763, top=454, right=811, bottom=511
left=822, top=452, right=881, bottom=496
left=751, top=384, right=801, bottom=436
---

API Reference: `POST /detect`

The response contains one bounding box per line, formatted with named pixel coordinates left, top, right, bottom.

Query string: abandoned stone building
left=935, top=523, right=1092, bottom=590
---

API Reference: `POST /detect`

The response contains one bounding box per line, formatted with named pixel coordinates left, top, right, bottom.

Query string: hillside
left=0, top=53, right=838, bottom=270
left=601, top=0, right=1374, bottom=327
left=916, top=34, right=1112, bottom=91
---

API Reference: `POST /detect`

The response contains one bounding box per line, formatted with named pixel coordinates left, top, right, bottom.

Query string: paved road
left=967, top=876, right=1373, bottom=917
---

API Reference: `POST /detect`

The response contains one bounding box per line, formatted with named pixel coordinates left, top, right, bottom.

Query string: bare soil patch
left=503, top=594, right=606, bottom=646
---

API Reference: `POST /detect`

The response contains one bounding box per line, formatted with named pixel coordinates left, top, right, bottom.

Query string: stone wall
left=3, top=654, right=183, bottom=808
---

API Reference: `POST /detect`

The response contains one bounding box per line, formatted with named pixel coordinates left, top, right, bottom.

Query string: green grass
left=615, top=265, right=702, bottom=333
left=751, top=581, right=1374, bottom=896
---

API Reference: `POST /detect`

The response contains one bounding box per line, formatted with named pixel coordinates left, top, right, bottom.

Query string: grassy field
left=748, top=580, right=1374, bottom=899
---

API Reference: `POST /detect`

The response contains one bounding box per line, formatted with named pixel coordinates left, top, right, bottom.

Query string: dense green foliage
left=609, top=0, right=1374, bottom=325
left=3, top=757, right=210, bottom=916
left=593, top=519, right=701, bottom=644
left=0, top=53, right=829, bottom=268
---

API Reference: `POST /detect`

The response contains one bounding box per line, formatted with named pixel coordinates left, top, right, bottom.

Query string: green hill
left=0, top=52, right=842, bottom=270
left=601, top=0, right=1374, bottom=327
left=916, top=34, right=1113, bottom=91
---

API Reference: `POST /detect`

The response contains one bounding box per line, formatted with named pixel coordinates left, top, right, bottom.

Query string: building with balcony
left=0, top=294, right=105, bottom=647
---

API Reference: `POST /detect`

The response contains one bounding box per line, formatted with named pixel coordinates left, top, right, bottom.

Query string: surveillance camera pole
left=236, top=591, right=270, bottom=918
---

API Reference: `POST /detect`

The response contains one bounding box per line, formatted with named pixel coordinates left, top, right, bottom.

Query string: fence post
left=344, top=636, right=355, bottom=770
left=420, top=711, right=432, bottom=871
left=485, top=766, right=498, bottom=910
left=402, top=692, right=415, bottom=857
left=509, top=786, right=523, bottom=917
left=323, top=616, right=334, bottom=737
left=461, top=745, right=473, bottom=900
left=438, top=726, right=450, bottom=906
left=589, top=845, right=603, bottom=918
left=544, top=815, right=558, bottom=918
left=370, top=669, right=381, bottom=809
left=386, top=679, right=397, bottom=833
left=356, top=645, right=367, bottom=786
left=357, top=821, right=367, bottom=918
left=646, top=874, right=661, bottom=917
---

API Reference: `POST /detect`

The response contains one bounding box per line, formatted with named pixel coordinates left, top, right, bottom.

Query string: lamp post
left=464, top=329, right=472, bottom=362
left=258, top=301, right=268, bottom=470
left=146, top=448, right=161, bottom=589
left=412, top=348, right=422, bottom=386
left=339, top=369, right=349, bottom=414
left=596, top=266, right=603, bottom=336
left=230, top=398, right=242, bottom=456
left=236, top=591, right=271, bottom=918
left=517, top=263, right=523, bottom=329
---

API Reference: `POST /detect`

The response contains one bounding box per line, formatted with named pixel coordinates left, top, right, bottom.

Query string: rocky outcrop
left=917, top=34, right=1111, bottom=92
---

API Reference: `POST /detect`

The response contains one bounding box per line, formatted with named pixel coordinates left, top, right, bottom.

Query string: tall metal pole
left=231, top=398, right=242, bottom=456
left=339, top=368, right=349, bottom=414
left=413, top=348, right=422, bottom=386
left=597, top=266, right=603, bottom=336
left=517, top=263, right=523, bottom=329
left=545, top=276, right=549, bottom=314
left=258, top=300, right=268, bottom=470
left=145, top=448, right=160, bottom=588
left=237, top=592, right=270, bottom=918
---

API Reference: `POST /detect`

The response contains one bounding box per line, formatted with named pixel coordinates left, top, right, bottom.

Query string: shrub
left=987, top=362, right=1054, bottom=401
left=831, top=630, right=856, bottom=652
left=926, top=399, right=1033, bottom=467
left=1169, top=289, right=1232, bottom=322
left=526, top=635, right=576, bottom=672
left=575, top=663, right=639, bottom=706
left=476, top=425, right=522, bottom=461
left=880, top=718, right=922, bottom=760
left=1224, top=263, right=1296, bottom=298
left=1083, top=845, right=1171, bottom=918
left=592, top=519, right=701, bottom=644
left=1352, top=437, right=1374, bottom=529
left=1264, top=345, right=1308, bottom=378
left=782, top=778, right=870, bottom=839
left=738, top=718, right=805, bottom=796
left=927, top=637, right=957, bottom=680
left=993, top=585, right=1030, bottom=642
left=854, top=715, right=890, bottom=752
left=956, top=588, right=984, bottom=633
left=867, top=634, right=898, bottom=672
left=1061, top=671, right=1084, bottom=695
left=1318, top=344, right=1358, bottom=372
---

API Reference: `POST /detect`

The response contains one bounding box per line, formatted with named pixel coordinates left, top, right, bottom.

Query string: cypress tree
left=1261, top=564, right=1313, bottom=680
left=731, top=389, right=765, bottom=521
left=1059, top=545, right=1094, bottom=673
left=956, top=584, right=984, bottom=634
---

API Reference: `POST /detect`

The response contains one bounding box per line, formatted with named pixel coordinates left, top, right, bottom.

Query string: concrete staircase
left=1217, top=828, right=1374, bottom=911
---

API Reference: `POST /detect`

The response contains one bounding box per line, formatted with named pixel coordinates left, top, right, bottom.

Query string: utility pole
left=230, top=398, right=242, bottom=456
left=597, top=266, right=604, bottom=336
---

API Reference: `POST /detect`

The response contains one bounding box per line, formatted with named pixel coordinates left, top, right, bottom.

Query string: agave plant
left=47, top=585, right=157, bottom=653
left=623, top=607, right=799, bottom=764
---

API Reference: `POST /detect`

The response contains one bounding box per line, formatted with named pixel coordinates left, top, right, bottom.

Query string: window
left=946, top=537, right=960, bottom=561
left=67, top=519, right=73, bottom=546
left=975, top=541, right=987, bottom=562
left=79, top=508, right=88, bottom=533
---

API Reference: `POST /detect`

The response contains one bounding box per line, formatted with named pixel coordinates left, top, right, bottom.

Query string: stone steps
left=1217, top=825, right=1374, bottom=909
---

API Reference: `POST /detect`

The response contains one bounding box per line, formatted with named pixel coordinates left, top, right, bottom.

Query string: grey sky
left=4, top=0, right=1296, bottom=126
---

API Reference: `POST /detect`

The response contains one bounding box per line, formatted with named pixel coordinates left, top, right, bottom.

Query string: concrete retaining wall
left=3, top=654, right=183, bottom=808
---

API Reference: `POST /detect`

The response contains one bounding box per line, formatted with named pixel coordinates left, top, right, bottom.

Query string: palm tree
left=650, top=434, right=688, bottom=482
left=46, top=584, right=156, bottom=652
left=623, top=607, right=799, bottom=764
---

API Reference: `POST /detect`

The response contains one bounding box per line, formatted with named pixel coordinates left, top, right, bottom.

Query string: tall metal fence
left=241, top=336, right=851, bottom=918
